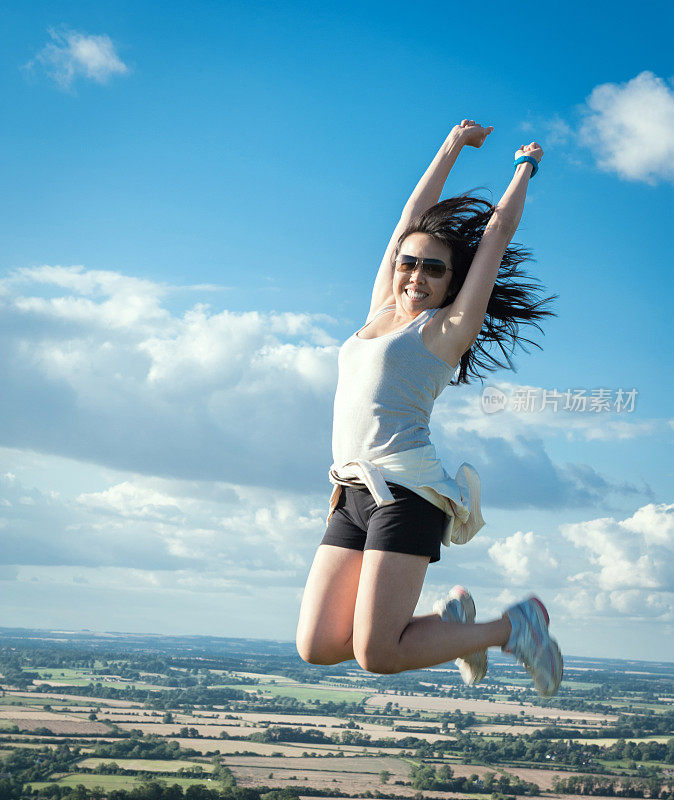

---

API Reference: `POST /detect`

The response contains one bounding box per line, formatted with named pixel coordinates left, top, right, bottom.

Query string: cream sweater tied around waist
left=328, top=304, right=485, bottom=548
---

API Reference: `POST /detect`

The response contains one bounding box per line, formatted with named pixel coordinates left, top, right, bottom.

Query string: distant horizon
left=2, top=625, right=672, bottom=669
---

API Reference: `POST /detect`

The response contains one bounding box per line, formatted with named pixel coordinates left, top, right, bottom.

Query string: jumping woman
left=296, top=119, right=563, bottom=696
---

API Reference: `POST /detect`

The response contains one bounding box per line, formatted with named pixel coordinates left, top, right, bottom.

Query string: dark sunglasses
left=395, top=254, right=449, bottom=279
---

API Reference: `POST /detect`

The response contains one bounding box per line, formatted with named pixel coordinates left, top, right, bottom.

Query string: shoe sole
left=436, top=586, right=487, bottom=686
left=523, top=596, right=563, bottom=697
left=537, top=637, right=563, bottom=697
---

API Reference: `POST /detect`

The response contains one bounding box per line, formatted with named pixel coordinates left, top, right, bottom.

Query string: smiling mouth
left=406, top=288, right=429, bottom=300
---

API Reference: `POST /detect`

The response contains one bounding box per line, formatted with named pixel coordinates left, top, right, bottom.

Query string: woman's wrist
left=514, top=160, right=535, bottom=177
left=513, top=153, right=540, bottom=177
left=444, top=129, right=465, bottom=152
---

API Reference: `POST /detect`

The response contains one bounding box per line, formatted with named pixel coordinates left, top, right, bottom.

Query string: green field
left=230, top=671, right=296, bottom=685
left=0, top=742, right=57, bottom=749
left=597, top=700, right=669, bottom=714
left=87, top=680, right=165, bottom=690
left=596, top=758, right=671, bottom=773
left=211, top=681, right=372, bottom=703
left=488, top=677, right=602, bottom=692
left=572, top=735, right=673, bottom=745
left=0, top=695, right=96, bottom=707
left=31, top=667, right=163, bottom=690
left=561, top=680, right=603, bottom=691
left=77, top=757, right=215, bottom=773
left=482, top=692, right=528, bottom=702
left=34, top=668, right=102, bottom=683
left=258, top=684, right=372, bottom=703
left=26, top=774, right=221, bottom=792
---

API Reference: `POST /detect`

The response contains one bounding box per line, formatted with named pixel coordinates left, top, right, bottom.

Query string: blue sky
left=1, top=0, right=673, bottom=663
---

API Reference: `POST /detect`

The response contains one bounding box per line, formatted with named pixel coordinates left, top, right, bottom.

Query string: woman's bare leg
left=296, top=544, right=363, bottom=665
left=352, top=549, right=511, bottom=674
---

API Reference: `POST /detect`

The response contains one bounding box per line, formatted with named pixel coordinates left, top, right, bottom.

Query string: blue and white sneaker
left=502, top=596, right=563, bottom=697
left=433, top=585, right=487, bottom=686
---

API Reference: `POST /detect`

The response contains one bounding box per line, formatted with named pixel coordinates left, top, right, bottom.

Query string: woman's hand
left=451, top=119, right=494, bottom=148
left=515, top=141, right=544, bottom=163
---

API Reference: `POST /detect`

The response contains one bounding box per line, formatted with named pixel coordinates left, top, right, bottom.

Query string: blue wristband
left=513, top=155, right=538, bottom=177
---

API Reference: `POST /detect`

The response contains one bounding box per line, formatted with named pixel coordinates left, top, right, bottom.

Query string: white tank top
left=331, top=304, right=457, bottom=467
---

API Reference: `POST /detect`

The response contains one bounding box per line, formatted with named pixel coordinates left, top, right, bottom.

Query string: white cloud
left=0, top=264, right=660, bottom=512
left=619, top=502, right=674, bottom=546
left=7, top=265, right=170, bottom=330
left=77, top=481, right=184, bottom=521
left=0, top=264, right=340, bottom=492
left=432, top=381, right=657, bottom=509
left=559, top=503, right=674, bottom=619
left=488, top=530, right=558, bottom=585
left=494, top=588, right=517, bottom=609
left=0, top=464, right=326, bottom=582
left=26, top=27, right=129, bottom=90
left=518, top=72, right=674, bottom=183
left=554, top=586, right=674, bottom=625
left=578, top=71, right=674, bottom=184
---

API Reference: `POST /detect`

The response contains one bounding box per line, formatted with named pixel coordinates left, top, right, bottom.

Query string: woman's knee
left=295, top=630, right=345, bottom=666
left=353, top=633, right=402, bottom=675
left=351, top=550, right=428, bottom=674
left=354, top=649, right=401, bottom=675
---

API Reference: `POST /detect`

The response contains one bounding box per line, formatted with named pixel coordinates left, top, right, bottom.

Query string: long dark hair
left=393, top=192, right=558, bottom=386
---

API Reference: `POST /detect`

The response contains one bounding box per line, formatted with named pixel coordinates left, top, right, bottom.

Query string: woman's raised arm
left=367, top=120, right=494, bottom=320
left=403, top=119, right=493, bottom=218
left=439, top=142, right=544, bottom=358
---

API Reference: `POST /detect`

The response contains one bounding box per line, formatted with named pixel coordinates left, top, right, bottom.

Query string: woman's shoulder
left=364, top=303, right=396, bottom=327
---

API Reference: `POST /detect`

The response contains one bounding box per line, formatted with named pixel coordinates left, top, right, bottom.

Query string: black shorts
left=321, top=482, right=447, bottom=564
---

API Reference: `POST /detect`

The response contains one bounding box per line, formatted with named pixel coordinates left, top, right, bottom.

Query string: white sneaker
left=502, top=596, right=563, bottom=697
left=433, top=585, right=487, bottom=686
